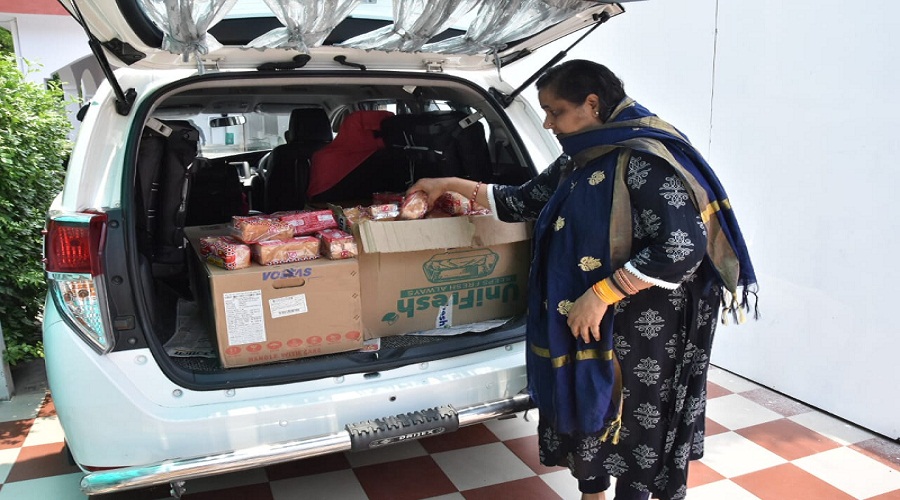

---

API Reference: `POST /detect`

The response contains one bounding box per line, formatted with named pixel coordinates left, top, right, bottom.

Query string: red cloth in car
left=307, top=110, right=394, bottom=197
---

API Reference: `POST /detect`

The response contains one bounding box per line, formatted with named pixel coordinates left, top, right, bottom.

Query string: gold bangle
left=470, top=181, right=482, bottom=207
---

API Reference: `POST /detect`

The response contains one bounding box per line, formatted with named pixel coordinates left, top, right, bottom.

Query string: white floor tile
left=431, top=442, right=534, bottom=491
left=21, top=415, right=66, bottom=447
left=789, top=411, right=877, bottom=445
left=793, top=447, right=900, bottom=499
left=700, top=431, right=787, bottom=478
left=0, top=448, right=21, bottom=483
left=483, top=411, right=539, bottom=441
left=269, top=469, right=368, bottom=500
left=540, top=469, right=582, bottom=499
left=345, top=439, right=428, bottom=468
left=0, top=472, right=89, bottom=500
left=705, top=393, right=783, bottom=430
left=706, top=366, right=761, bottom=393
left=686, top=479, right=762, bottom=499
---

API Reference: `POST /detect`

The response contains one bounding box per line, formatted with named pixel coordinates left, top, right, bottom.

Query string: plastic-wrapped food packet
left=251, top=236, right=320, bottom=265
left=199, top=236, right=251, bottom=270
left=435, top=191, right=490, bottom=216
left=230, top=216, right=294, bottom=243
left=336, top=205, right=369, bottom=230
left=467, top=204, right=491, bottom=216
left=317, top=229, right=358, bottom=260
left=435, top=191, right=472, bottom=216
left=367, top=203, right=399, bottom=220
left=271, top=209, right=338, bottom=236
left=398, top=190, right=428, bottom=220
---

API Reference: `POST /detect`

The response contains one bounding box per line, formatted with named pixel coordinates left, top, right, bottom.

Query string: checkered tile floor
left=1, top=363, right=898, bottom=499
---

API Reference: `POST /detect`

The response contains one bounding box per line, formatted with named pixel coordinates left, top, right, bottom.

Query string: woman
left=408, top=60, right=756, bottom=500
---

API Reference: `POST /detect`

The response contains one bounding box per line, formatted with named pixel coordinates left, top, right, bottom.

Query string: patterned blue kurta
left=494, top=152, right=719, bottom=500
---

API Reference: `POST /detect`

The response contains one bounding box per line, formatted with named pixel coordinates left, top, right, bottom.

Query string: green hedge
left=0, top=55, right=72, bottom=365
left=0, top=29, right=13, bottom=55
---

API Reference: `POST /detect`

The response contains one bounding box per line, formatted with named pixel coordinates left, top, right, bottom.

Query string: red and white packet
left=316, top=229, right=358, bottom=260
left=199, top=236, right=251, bottom=270
left=398, top=191, right=429, bottom=220
left=230, top=216, right=294, bottom=244
left=251, top=236, right=320, bottom=266
left=272, top=209, right=338, bottom=236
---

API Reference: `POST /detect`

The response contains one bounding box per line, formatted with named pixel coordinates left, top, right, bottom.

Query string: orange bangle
left=470, top=181, right=482, bottom=207
left=592, top=278, right=625, bottom=304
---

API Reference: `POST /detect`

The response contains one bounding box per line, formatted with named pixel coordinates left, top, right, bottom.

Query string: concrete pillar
left=0, top=322, right=15, bottom=401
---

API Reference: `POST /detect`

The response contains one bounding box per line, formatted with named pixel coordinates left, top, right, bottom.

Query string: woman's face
left=538, top=87, right=603, bottom=135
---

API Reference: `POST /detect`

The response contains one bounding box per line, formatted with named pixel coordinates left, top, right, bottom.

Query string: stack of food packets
left=200, top=210, right=346, bottom=269
left=342, top=191, right=489, bottom=227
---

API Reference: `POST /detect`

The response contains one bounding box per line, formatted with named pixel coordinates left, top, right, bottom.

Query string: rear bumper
left=81, top=393, right=532, bottom=495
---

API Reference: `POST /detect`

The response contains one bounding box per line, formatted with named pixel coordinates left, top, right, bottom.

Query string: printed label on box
left=223, top=290, right=266, bottom=345
left=269, top=294, right=308, bottom=319
left=435, top=297, right=453, bottom=329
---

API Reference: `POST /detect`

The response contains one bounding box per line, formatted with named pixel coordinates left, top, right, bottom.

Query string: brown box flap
left=357, top=215, right=531, bottom=254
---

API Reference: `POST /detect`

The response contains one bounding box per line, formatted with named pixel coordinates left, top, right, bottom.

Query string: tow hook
left=170, top=480, right=186, bottom=499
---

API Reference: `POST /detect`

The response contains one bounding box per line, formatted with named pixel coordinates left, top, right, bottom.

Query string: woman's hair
left=535, top=60, right=625, bottom=122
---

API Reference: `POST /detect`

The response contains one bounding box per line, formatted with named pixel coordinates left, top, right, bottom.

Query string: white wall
left=2, top=13, right=88, bottom=84
left=512, top=0, right=898, bottom=438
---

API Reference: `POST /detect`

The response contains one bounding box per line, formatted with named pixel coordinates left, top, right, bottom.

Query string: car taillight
left=44, top=212, right=114, bottom=353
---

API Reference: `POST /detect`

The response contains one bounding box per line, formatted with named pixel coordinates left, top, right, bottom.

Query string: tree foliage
left=0, top=55, right=72, bottom=364
left=0, top=28, right=13, bottom=56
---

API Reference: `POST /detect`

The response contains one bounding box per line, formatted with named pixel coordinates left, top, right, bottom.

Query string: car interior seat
left=379, top=110, right=493, bottom=182
left=262, top=107, right=333, bottom=212
left=184, top=157, right=245, bottom=227
left=308, top=110, right=409, bottom=204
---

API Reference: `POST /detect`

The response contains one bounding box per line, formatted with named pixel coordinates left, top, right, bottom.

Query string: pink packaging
left=435, top=191, right=490, bottom=216
left=272, top=210, right=338, bottom=236
left=230, top=216, right=294, bottom=244
left=251, top=236, right=321, bottom=266
left=316, top=229, right=358, bottom=260
left=398, top=191, right=428, bottom=220
left=435, top=191, right=472, bottom=216
left=367, top=204, right=399, bottom=220
left=198, top=236, right=251, bottom=270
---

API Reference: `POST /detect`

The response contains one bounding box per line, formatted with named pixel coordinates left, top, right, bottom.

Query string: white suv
left=43, top=0, right=631, bottom=496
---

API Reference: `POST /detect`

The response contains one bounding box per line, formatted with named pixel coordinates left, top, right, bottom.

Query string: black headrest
left=285, top=108, right=333, bottom=144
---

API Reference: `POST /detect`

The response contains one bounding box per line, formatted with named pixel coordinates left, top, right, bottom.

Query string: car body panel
left=45, top=299, right=528, bottom=468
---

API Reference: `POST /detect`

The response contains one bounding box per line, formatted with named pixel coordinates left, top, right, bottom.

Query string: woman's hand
left=567, top=287, right=610, bottom=343
left=406, top=178, right=451, bottom=209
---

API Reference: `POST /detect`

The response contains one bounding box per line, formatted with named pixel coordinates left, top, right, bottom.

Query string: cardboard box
left=185, top=225, right=363, bottom=368
left=345, top=214, right=532, bottom=339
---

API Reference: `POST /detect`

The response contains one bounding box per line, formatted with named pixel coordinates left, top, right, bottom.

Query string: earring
left=595, top=111, right=599, bottom=116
